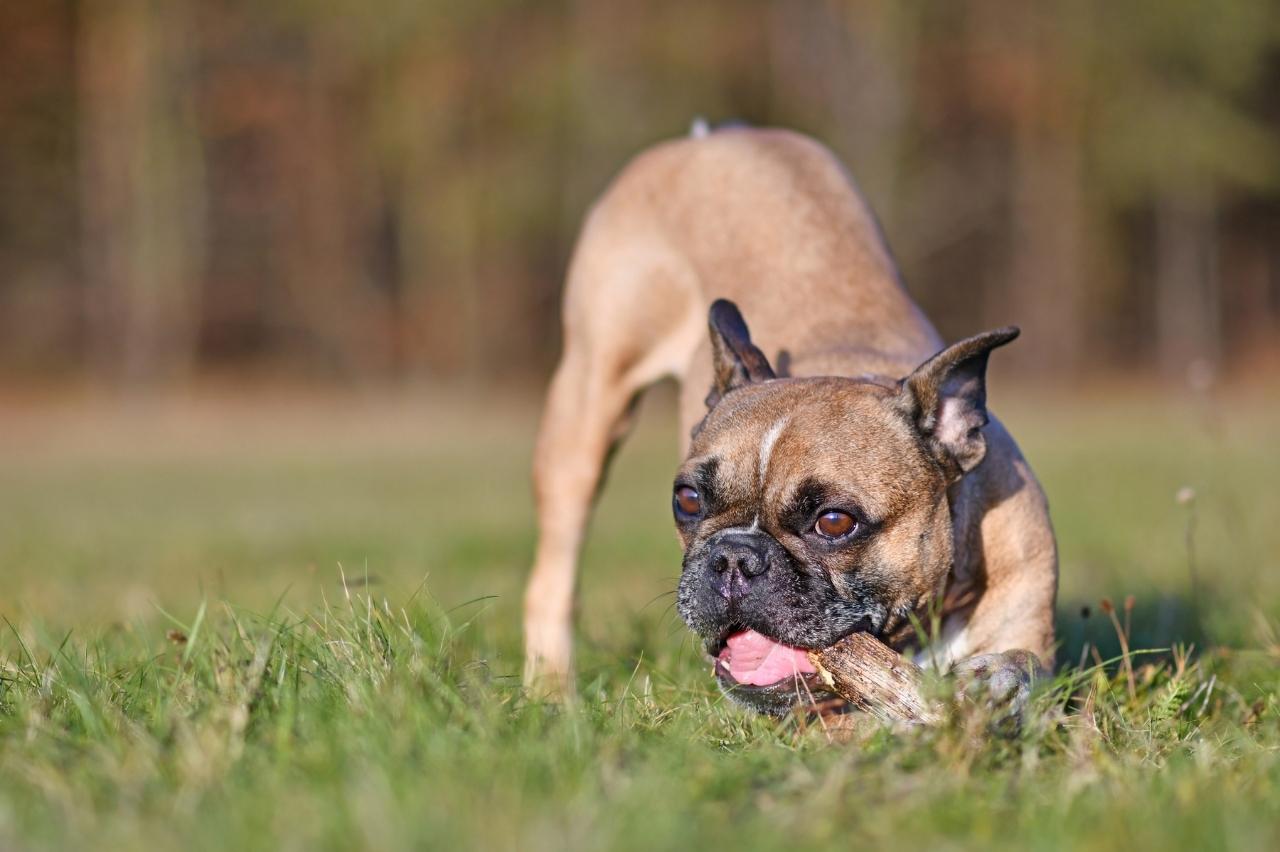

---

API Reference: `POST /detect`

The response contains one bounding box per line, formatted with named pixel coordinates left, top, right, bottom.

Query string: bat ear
left=897, top=327, right=1020, bottom=479
left=705, top=299, right=776, bottom=409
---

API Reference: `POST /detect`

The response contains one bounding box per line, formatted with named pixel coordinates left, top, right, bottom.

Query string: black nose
left=711, top=533, right=768, bottom=580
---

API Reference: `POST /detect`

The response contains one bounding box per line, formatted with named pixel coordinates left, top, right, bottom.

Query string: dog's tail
left=689, top=116, right=752, bottom=139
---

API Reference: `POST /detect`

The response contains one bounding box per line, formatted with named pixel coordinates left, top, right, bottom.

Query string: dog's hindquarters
left=523, top=200, right=704, bottom=692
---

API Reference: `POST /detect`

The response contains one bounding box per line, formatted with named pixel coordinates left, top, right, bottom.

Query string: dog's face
left=674, top=300, right=1017, bottom=714
left=674, top=378, right=951, bottom=713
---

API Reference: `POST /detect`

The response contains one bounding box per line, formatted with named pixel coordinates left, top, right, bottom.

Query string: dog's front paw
left=949, top=649, right=1041, bottom=734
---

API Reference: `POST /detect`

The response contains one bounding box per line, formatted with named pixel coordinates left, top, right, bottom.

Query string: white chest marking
left=913, top=619, right=972, bottom=670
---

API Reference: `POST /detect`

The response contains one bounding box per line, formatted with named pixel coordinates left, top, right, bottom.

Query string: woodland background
left=3, top=0, right=1279, bottom=390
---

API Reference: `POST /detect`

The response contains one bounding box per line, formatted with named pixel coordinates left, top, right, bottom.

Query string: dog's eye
left=674, top=486, right=702, bottom=517
left=815, top=510, right=856, bottom=539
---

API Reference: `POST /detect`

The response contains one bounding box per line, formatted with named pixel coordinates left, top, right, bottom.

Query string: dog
left=523, top=125, right=1057, bottom=716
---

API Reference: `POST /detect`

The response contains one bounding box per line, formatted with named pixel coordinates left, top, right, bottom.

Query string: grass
left=1, top=385, right=1279, bottom=850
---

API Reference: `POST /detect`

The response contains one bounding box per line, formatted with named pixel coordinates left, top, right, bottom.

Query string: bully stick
left=807, top=632, right=941, bottom=725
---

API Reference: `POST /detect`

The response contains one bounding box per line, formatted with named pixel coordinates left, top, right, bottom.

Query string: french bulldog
left=523, top=125, right=1057, bottom=717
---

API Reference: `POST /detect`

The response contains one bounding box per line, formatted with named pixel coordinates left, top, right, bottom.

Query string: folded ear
left=897, top=327, right=1020, bottom=478
left=706, top=299, right=776, bottom=408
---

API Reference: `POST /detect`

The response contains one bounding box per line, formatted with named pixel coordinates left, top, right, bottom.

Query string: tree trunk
left=78, top=0, right=206, bottom=386
left=1006, top=123, right=1085, bottom=375
left=278, top=28, right=393, bottom=379
left=1001, top=5, right=1088, bottom=377
left=1154, top=189, right=1220, bottom=383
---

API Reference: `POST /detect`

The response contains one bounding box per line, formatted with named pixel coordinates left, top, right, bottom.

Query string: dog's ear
left=897, top=327, right=1019, bottom=478
left=706, top=299, right=775, bottom=409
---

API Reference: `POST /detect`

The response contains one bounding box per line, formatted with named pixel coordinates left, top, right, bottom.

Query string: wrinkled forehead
left=683, top=377, right=935, bottom=517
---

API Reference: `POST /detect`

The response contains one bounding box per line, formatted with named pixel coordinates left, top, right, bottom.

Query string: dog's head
left=674, top=300, right=1018, bottom=714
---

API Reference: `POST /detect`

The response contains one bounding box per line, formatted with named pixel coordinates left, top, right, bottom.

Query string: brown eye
left=674, top=486, right=702, bottom=517
left=815, top=510, right=856, bottom=539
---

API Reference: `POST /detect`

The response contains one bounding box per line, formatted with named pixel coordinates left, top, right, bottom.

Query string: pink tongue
left=718, top=629, right=817, bottom=686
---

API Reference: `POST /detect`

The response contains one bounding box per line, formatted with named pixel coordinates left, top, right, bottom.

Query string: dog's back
left=606, top=128, right=940, bottom=372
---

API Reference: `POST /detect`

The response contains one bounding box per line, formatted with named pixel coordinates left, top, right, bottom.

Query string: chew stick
left=808, top=632, right=941, bottom=725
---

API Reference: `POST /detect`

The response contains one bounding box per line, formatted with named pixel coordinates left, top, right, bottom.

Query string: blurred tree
left=78, top=0, right=206, bottom=385
left=0, top=1, right=79, bottom=373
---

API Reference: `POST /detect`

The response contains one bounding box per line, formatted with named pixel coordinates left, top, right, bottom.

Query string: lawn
left=1, top=385, right=1278, bottom=851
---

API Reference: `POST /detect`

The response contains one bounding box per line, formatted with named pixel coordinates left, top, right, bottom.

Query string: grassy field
left=1, top=385, right=1279, bottom=851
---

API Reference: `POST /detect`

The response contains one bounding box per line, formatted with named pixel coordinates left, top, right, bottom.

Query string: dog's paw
left=949, top=649, right=1041, bottom=734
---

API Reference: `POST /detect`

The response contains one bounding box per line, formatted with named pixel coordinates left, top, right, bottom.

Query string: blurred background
left=3, top=0, right=1280, bottom=387
left=1, top=1, right=1278, bottom=661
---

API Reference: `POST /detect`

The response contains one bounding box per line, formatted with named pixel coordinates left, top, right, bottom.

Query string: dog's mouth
left=704, top=621, right=877, bottom=713
left=704, top=627, right=832, bottom=711
left=709, top=627, right=818, bottom=686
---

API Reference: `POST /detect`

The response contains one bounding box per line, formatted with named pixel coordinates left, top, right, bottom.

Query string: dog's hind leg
left=523, top=214, right=703, bottom=696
